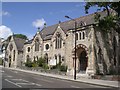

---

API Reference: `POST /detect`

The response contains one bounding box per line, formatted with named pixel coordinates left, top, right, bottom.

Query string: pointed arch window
left=76, top=33, right=78, bottom=40
left=59, top=54, right=61, bottom=64
left=55, top=33, right=62, bottom=49
left=35, top=38, right=39, bottom=51
left=13, top=50, right=15, bottom=61
left=79, top=32, right=81, bottom=40
left=9, top=44, right=13, bottom=51
left=83, top=32, right=85, bottom=39
left=98, top=47, right=102, bottom=64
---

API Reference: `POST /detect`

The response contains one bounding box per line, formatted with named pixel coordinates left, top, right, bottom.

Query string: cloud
left=32, top=18, right=46, bottom=29
left=0, top=25, right=12, bottom=39
left=0, top=11, right=10, bottom=16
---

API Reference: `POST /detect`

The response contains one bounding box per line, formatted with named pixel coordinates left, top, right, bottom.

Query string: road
left=1, top=67, right=117, bottom=89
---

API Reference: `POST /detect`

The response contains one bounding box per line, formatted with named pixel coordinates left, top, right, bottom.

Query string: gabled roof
left=25, top=10, right=114, bottom=42
left=13, top=37, right=26, bottom=52
left=39, top=10, right=111, bottom=41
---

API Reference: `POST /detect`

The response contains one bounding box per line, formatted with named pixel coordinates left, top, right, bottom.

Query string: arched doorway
left=72, top=44, right=88, bottom=73
left=79, top=50, right=88, bottom=72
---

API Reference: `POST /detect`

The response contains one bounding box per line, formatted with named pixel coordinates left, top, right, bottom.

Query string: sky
left=1, top=2, right=98, bottom=39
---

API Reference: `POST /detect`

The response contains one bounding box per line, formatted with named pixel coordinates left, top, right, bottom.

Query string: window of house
left=9, top=44, right=13, bottom=51
left=62, top=56, right=64, bottom=61
left=13, top=50, right=15, bottom=61
left=79, top=32, right=81, bottom=40
left=98, top=48, right=102, bottom=64
left=35, top=38, right=39, bottom=51
left=45, top=44, right=49, bottom=50
left=27, top=47, right=30, bottom=52
left=55, top=54, right=57, bottom=64
left=55, top=33, right=62, bottom=49
left=36, top=56, right=39, bottom=61
left=83, top=32, right=85, bottom=39
left=59, top=54, right=61, bottom=64
left=76, top=33, right=78, bottom=40
left=80, top=21, right=86, bottom=26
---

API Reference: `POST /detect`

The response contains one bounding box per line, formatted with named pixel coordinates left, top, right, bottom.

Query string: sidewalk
left=5, top=67, right=119, bottom=88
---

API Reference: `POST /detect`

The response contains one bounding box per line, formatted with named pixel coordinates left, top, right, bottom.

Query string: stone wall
left=94, top=27, right=119, bottom=75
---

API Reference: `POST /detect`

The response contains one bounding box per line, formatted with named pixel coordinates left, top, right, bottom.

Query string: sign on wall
left=49, top=59, right=56, bottom=66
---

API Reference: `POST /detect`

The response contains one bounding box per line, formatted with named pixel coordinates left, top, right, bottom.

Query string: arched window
left=27, top=47, right=30, bottom=52
left=45, top=44, right=49, bottom=50
left=35, top=38, right=39, bottom=51
left=113, top=36, right=116, bottom=66
left=76, top=33, right=78, bottom=40
left=80, top=21, right=86, bottom=26
left=9, top=44, right=13, bottom=51
left=59, top=54, right=61, bottom=64
left=36, top=56, right=39, bottom=61
left=98, top=48, right=102, bottom=64
left=55, top=54, right=57, bottom=64
left=83, top=32, right=85, bottom=39
left=13, top=50, right=15, bottom=61
left=79, top=32, right=81, bottom=40
left=55, top=33, right=62, bottom=49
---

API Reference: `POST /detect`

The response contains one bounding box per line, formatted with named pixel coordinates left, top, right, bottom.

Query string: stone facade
left=5, top=36, right=26, bottom=68
left=5, top=10, right=120, bottom=76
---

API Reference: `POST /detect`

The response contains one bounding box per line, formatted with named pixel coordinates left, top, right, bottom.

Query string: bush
left=42, top=63, right=49, bottom=70
left=59, top=65, right=67, bottom=72
left=0, top=58, right=3, bottom=65
left=32, top=63, right=38, bottom=67
left=37, top=57, right=45, bottom=67
left=24, top=61, right=33, bottom=67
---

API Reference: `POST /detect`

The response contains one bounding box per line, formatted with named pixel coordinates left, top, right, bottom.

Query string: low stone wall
left=92, top=75, right=120, bottom=81
left=18, top=66, right=67, bottom=76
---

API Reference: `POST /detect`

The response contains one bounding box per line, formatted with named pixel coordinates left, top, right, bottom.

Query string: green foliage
left=98, top=15, right=117, bottom=32
left=85, top=2, right=120, bottom=34
left=32, top=62, right=38, bottom=67
left=7, top=34, right=28, bottom=41
left=109, top=66, right=118, bottom=75
left=14, top=34, right=28, bottom=40
left=59, top=65, right=67, bottom=72
left=37, top=57, right=45, bottom=67
left=24, top=60, right=33, bottom=67
left=0, top=58, right=3, bottom=65
left=42, top=63, right=49, bottom=70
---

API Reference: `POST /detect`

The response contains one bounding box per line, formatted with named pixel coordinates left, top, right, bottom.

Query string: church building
left=5, top=10, right=120, bottom=76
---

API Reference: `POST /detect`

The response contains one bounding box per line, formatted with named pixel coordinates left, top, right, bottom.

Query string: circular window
left=45, top=44, right=49, bottom=50
left=27, top=47, right=30, bottom=52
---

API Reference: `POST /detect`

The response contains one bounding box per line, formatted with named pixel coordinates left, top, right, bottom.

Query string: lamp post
left=65, top=15, right=77, bottom=80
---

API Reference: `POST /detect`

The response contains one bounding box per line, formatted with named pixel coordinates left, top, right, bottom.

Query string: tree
left=85, top=1, right=120, bottom=75
left=7, top=34, right=28, bottom=41
left=85, top=1, right=120, bottom=33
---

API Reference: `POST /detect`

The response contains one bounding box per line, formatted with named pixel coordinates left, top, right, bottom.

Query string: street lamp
left=65, top=15, right=77, bottom=80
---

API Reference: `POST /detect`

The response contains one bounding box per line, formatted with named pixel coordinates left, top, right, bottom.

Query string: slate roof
left=13, top=37, right=26, bottom=52
left=40, top=10, right=111, bottom=41
left=25, top=9, right=115, bottom=42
